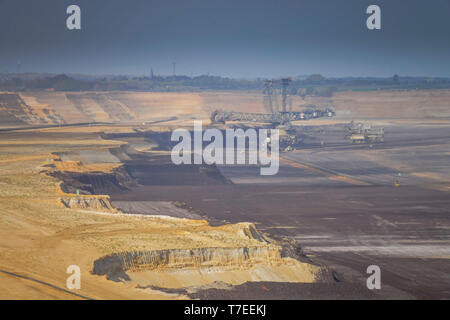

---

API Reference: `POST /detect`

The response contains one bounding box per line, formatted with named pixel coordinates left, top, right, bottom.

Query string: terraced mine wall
left=0, top=93, right=66, bottom=125
left=0, top=93, right=28, bottom=125
left=3, top=90, right=450, bottom=127
left=92, top=246, right=283, bottom=281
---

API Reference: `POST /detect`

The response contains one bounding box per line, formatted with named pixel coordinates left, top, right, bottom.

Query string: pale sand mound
left=129, top=260, right=318, bottom=290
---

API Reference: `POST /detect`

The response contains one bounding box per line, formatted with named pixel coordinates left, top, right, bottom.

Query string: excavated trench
left=48, top=162, right=135, bottom=195
left=50, top=130, right=233, bottom=196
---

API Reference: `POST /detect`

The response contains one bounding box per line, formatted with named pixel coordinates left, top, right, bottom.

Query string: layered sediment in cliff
left=91, top=222, right=320, bottom=285
left=91, top=244, right=321, bottom=286
left=60, top=195, right=118, bottom=212
left=93, top=246, right=278, bottom=279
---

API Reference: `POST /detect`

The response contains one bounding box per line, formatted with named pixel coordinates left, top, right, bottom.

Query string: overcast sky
left=1, top=0, right=450, bottom=78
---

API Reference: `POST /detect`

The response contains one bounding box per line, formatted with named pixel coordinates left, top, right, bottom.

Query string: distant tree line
left=0, top=74, right=91, bottom=91
left=1, top=73, right=450, bottom=94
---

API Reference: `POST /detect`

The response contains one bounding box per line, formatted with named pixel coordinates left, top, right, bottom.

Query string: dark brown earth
left=107, top=123, right=450, bottom=299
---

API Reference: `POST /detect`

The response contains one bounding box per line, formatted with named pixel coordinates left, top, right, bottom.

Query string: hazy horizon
left=1, top=0, right=450, bottom=78
left=3, top=72, right=450, bottom=81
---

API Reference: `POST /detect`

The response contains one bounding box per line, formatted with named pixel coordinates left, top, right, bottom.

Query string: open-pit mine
left=0, top=89, right=449, bottom=299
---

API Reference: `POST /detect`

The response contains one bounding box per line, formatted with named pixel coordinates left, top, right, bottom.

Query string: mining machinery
left=346, top=121, right=384, bottom=144
left=210, top=78, right=335, bottom=126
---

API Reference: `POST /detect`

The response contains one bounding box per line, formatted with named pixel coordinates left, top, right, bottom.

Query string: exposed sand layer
left=93, top=246, right=319, bottom=288
left=129, top=260, right=318, bottom=290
